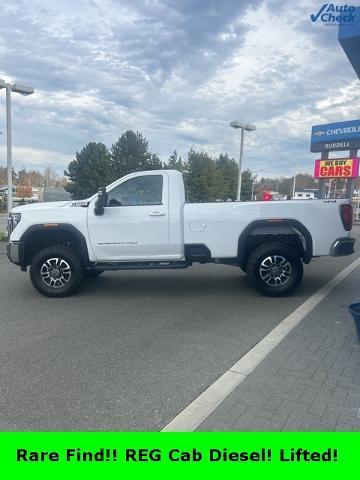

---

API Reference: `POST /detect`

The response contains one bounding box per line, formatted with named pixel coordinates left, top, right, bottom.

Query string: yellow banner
left=314, top=158, right=359, bottom=178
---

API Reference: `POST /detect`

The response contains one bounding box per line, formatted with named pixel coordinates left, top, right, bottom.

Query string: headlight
left=8, top=212, right=21, bottom=234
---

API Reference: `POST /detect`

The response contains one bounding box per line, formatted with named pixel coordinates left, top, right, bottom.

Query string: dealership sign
left=314, top=157, right=359, bottom=178
left=310, top=119, right=360, bottom=152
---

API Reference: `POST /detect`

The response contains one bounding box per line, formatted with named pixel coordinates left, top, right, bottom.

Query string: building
left=293, top=189, right=318, bottom=200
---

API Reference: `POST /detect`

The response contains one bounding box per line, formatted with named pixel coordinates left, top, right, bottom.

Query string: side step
left=88, top=261, right=189, bottom=271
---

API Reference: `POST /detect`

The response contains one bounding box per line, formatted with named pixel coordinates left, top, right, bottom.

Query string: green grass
left=0, top=231, right=6, bottom=241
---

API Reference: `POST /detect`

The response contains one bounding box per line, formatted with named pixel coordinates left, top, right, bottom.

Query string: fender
left=237, top=219, right=313, bottom=267
left=20, top=223, right=90, bottom=267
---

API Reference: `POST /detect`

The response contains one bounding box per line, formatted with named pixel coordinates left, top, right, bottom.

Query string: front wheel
left=246, top=242, right=303, bottom=296
left=30, top=246, right=84, bottom=298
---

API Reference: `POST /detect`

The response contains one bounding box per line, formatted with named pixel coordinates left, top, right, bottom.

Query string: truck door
left=87, top=172, right=170, bottom=261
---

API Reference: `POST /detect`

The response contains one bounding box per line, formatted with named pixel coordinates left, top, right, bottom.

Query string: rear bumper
left=6, top=241, right=25, bottom=266
left=330, top=237, right=355, bottom=257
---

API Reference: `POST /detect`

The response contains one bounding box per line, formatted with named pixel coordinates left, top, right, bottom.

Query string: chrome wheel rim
left=40, top=257, right=72, bottom=289
left=259, top=255, right=292, bottom=287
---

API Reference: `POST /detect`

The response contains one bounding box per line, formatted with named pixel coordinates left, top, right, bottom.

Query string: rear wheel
left=30, top=246, right=84, bottom=297
left=246, top=242, right=303, bottom=296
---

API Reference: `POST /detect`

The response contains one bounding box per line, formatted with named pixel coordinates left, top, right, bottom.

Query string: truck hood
left=11, top=201, right=72, bottom=214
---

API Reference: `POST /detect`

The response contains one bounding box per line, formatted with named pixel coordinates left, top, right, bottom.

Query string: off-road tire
left=30, top=245, right=84, bottom=298
left=246, top=242, right=303, bottom=296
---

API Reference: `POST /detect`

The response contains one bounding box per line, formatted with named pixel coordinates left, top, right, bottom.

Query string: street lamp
left=0, top=79, right=34, bottom=211
left=230, top=121, right=256, bottom=201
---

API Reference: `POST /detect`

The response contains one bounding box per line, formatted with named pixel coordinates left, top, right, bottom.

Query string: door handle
left=149, top=211, right=165, bottom=216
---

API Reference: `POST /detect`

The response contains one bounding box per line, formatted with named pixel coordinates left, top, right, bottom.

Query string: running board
left=88, top=261, right=189, bottom=271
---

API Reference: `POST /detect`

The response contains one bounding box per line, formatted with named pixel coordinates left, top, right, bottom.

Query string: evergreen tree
left=241, top=169, right=255, bottom=201
left=164, top=150, right=188, bottom=173
left=147, top=153, right=163, bottom=171
left=216, top=153, right=238, bottom=200
left=186, top=149, right=225, bottom=202
left=64, top=142, right=112, bottom=199
left=110, top=130, right=162, bottom=177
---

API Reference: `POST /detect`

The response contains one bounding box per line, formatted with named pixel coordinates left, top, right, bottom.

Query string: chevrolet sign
left=310, top=119, right=360, bottom=152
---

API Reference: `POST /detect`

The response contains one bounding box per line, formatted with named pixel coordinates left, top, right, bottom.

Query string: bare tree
left=43, top=167, right=59, bottom=187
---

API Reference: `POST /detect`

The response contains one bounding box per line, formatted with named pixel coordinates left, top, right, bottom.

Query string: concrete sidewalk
left=198, top=266, right=360, bottom=432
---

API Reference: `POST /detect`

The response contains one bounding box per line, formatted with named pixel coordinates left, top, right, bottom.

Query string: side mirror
left=94, top=187, right=108, bottom=216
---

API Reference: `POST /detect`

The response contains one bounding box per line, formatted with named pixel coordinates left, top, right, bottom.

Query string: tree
left=295, top=173, right=316, bottom=190
left=17, top=167, right=45, bottom=187
left=147, top=153, right=163, bottom=171
left=17, top=167, right=28, bottom=185
left=43, top=167, right=59, bottom=187
left=65, top=142, right=112, bottom=199
left=164, top=151, right=188, bottom=173
left=17, top=185, right=32, bottom=198
left=186, top=150, right=225, bottom=202
left=0, top=166, right=17, bottom=185
left=278, top=177, right=294, bottom=197
left=27, top=170, right=45, bottom=187
left=54, top=176, right=68, bottom=188
left=110, top=130, right=162, bottom=178
left=216, top=153, right=238, bottom=200
left=240, top=169, right=256, bottom=201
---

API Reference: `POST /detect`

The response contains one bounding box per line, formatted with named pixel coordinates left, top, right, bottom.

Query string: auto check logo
left=310, top=4, right=356, bottom=23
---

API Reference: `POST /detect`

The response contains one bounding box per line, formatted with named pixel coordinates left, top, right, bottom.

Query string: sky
left=0, top=0, right=359, bottom=177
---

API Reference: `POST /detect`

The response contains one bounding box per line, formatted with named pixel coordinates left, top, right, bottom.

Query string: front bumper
left=330, top=237, right=355, bottom=257
left=6, top=241, right=25, bottom=266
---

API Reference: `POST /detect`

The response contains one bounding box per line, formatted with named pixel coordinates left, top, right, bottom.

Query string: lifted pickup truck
left=7, top=170, right=355, bottom=298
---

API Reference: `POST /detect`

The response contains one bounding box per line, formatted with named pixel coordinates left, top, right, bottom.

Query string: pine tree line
left=64, top=130, right=256, bottom=202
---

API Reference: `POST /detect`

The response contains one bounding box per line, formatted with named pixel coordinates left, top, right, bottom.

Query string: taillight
left=340, top=204, right=353, bottom=231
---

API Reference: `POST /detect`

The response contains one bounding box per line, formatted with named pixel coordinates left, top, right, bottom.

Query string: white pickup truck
left=7, top=170, right=355, bottom=298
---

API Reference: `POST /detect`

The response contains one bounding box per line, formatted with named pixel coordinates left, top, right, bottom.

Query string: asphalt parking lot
left=1, top=228, right=360, bottom=431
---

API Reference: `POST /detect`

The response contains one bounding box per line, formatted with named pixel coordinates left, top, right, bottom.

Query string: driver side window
left=107, top=175, right=163, bottom=207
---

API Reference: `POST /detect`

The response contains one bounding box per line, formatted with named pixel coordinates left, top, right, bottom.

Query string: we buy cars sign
left=314, top=157, right=360, bottom=179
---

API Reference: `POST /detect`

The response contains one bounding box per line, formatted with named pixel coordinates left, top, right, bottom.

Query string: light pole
left=230, top=121, right=256, bottom=201
left=0, top=79, right=34, bottom=211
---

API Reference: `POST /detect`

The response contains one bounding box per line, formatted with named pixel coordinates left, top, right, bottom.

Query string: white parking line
left=162, top=255, right=360, bottom=432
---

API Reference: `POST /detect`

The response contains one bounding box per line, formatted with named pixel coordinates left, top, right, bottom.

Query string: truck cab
left=88, top=170, right=185, bottom=261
